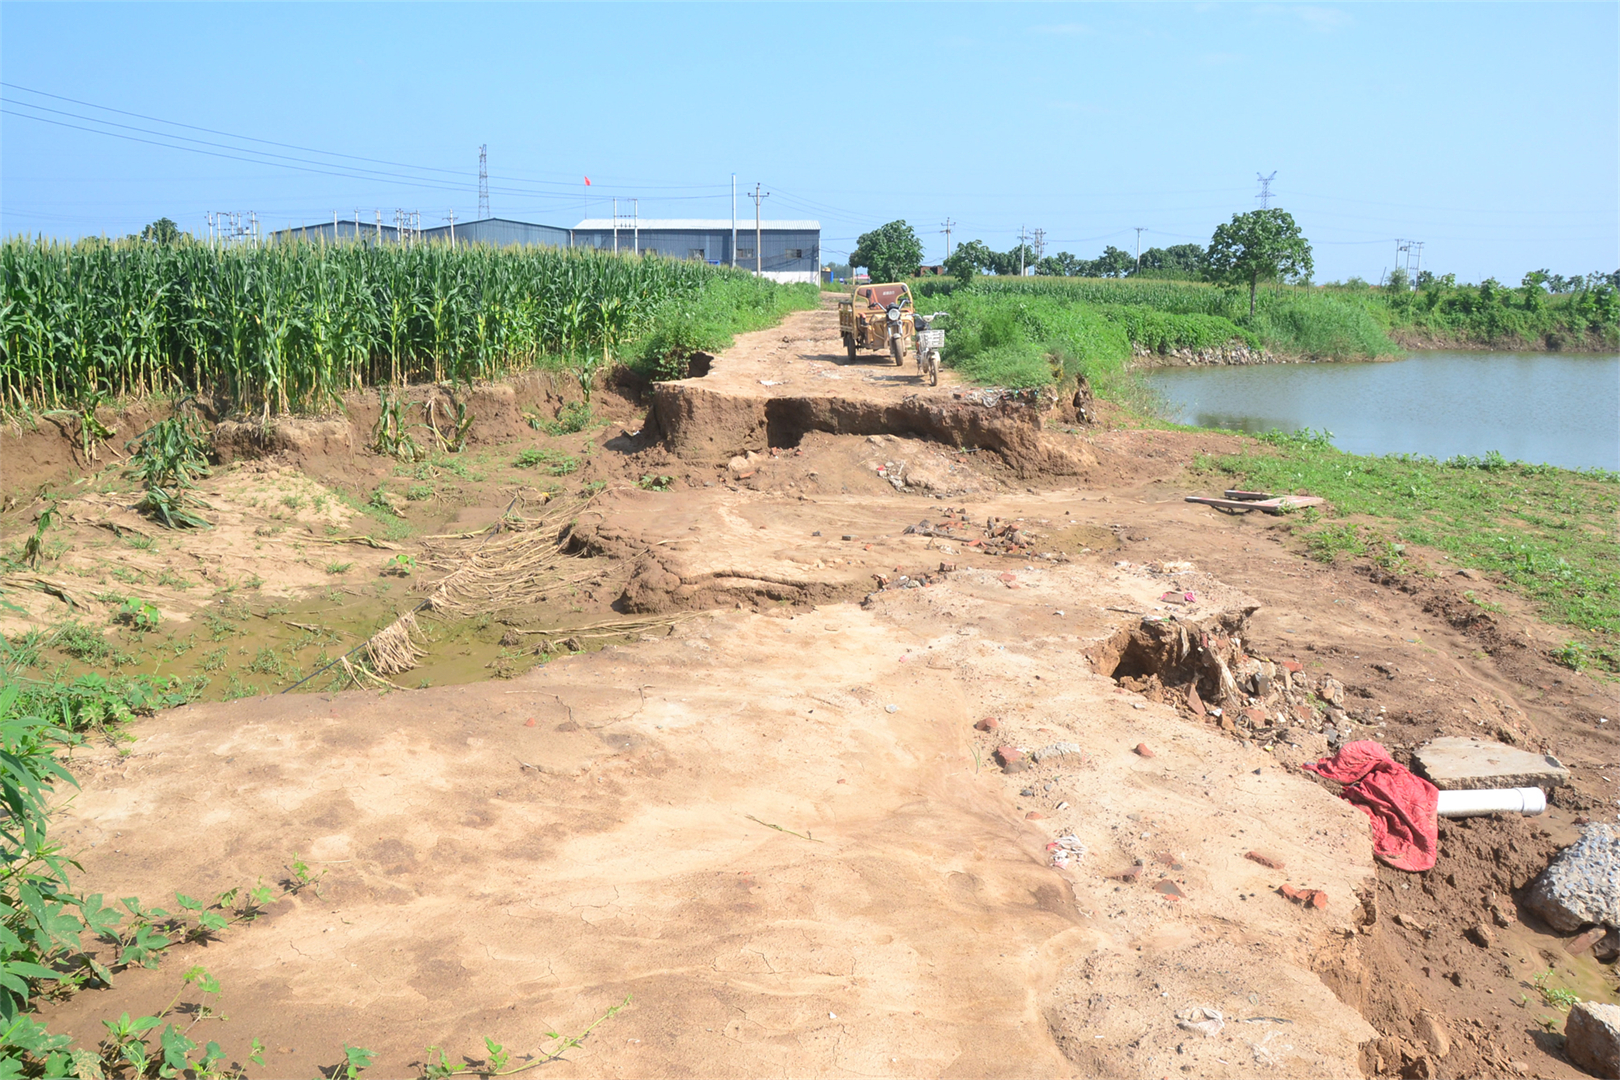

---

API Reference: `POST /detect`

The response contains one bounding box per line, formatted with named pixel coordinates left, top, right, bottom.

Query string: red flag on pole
left=583, top=177, right=591, bottom=186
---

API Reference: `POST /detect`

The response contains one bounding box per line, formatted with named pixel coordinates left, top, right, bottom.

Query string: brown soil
left=7, top=306, right=1617, bottom=1078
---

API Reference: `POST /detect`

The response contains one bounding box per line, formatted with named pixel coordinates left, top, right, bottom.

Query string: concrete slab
left=1412, top=736, right=1570, bottom=791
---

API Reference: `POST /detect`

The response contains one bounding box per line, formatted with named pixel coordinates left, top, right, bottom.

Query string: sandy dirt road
left=23, top=304, right=1618, bottom=1078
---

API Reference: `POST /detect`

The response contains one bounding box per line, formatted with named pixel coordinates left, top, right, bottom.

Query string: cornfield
left=0, top=236, right=736, bottom=416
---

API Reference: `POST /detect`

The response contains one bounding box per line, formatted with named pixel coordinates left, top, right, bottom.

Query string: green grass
left=515, top=447, right=579, bottom=475
left=914, top=273, right=1617, bottom=359
left=631, top=275, right=819, bottom=381
left=1200, top=430, right=1620, bottom=671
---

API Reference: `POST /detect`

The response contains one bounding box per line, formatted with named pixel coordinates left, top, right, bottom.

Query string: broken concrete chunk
left=1525, top=824, right=1620, bottom=933
left=1564, top=1001, right=1620, bottom=1080
left=1411, top=736, right=1569, bottom=791
left=1031, top=741, right=1084, bottom=764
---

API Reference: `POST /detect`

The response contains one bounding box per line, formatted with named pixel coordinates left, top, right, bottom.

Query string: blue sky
left=2, top=2, right=1615, bottom=283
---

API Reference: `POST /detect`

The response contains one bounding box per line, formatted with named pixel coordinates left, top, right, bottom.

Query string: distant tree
left=1415, top=270, right=1436, bottom=290
left=944, top=239, right=993, bottom=285
left=1135, top=243, right=1205, bottom=278
left=1035, top=252, right=1083, bottom=276
left=135, top=217, right=184, bottom=245
left=1385, top=267, right=1410, bottom=294
left=986, top=243, right=1036, bottom=276
left=851, top=220, right=924, bottom=283
left=1093, top=245, right=1135, bottom=279
left=1203, top=209, right=1314, bottom=315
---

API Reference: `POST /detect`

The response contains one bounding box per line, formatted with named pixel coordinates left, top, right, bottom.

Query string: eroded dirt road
left=15, top=303, right=1619, bottom=1077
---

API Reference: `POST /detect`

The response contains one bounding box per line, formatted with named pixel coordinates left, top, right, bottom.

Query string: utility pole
left=478, top=144, right=489, bottom=219
left=1135, top=227, right=1146, bottom=271
left=1032, top=228, right=1046, bottom=264
left=1256, top=172, right=1277, bottom=209
left=752, top=183, right=769, bottom=277
left=731, top=174, right=737, bottom=268
left=633, top=199, right=639, bottom=255
left=1019, top=225, right=1027, bottom=276
left=940, top=218, right=955, bottom=260
left=375, top=209, right=382, bottom=245
left=333, top=211, right=338, bottom=244
left=612, top=197, right=618, bottom=254
left=447, top=209, right=456, bottom=248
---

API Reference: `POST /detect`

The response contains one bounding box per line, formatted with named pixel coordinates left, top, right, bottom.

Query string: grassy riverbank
left=1197, top=430, right=1620, bottom=673
left=911, top=275, right=1617, bottom=390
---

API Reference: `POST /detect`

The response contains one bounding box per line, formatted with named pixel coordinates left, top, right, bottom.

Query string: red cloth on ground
left=1302, top=740, right=1439, bottom=872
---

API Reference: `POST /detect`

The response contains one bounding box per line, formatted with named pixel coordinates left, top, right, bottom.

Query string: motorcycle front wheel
left=927, top=350, right=940, bottom=386
left=890, top=337, right=903, bottom=365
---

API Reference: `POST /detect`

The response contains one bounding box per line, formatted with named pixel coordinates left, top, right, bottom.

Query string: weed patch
left=1202, top=437, right=1620, bottom=670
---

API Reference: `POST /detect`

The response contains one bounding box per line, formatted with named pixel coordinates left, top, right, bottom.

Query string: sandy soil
left=8, top=304, right=1618, bottom=1078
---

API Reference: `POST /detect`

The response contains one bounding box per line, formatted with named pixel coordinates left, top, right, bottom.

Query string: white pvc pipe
left=1436, top=787, right=1547, bottom=818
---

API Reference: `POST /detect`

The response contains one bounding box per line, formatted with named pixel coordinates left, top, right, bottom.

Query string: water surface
left=1143, top=351, right=1620, bottom=471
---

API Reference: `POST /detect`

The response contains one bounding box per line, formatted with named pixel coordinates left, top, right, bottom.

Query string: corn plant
left=124, top=415, right=212, bottom=529
left=2, top=236, right=744, bottom=417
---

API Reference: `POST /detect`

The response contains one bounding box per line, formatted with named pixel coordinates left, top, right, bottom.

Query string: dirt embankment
left=6, top=304, right=1616, bottom=1078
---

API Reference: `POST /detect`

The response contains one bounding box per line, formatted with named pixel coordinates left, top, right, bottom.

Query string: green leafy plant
left=18, top=502, right=58, bottom=569
left=405, top=484, right=434, bottom=502
left=114, top=598, right=162, bottom=633
left=1530, top=970, right=1581, bottom=1009
left=125, top=415, right=212, bottom=529
left=373, top=391, right=424, bottom=462
left=637, top=474, right=673, bottom=492
left=383, top=554, right=415, bottom=577
left=418, top=997, right=632, bottom=1078
left=515, top=448, right=579, bottom=476
left=1551, top=641, right=1590, bottom=672
left=325, top=561, right=354, bottom=575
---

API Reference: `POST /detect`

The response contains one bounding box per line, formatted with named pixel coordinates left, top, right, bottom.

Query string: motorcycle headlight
left=887, top=307, right=901, bottom=322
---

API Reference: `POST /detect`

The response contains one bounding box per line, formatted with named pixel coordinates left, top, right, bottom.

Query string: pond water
left=1142, top=351, right=1620, bottom=471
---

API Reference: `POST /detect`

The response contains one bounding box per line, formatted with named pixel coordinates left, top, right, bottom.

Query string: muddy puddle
left=19, top=579, right=650, bottom=702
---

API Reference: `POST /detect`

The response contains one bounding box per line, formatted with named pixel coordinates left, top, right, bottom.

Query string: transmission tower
left=478, top=144, right=490, bottom=219
left=940, top=218, right=955, bottom=259
left=1032, top=228, right=1046, bottom=263
left=1256, top=171, right=1277, bottom=209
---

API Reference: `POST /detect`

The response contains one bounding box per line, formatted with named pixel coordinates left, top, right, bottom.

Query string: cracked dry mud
left=16, top=304, right=1619, bottom=1078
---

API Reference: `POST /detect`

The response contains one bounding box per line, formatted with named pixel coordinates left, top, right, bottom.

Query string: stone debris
left=1564, top=1001, right=1620, bottom=1080
left=1415, top=1012, right=1451, bottom=1060
left=1175, top=1006, right=1225, bottom=1037
left=1047, top=835, right=1086, bottom=869
left=1411, top=736, right=1570, bottom=791
left=1566, top=926, right=1609, bottom=955
left=1031, top=741, right=1087, bottom=764
left=1134, top=743, right=1155, bottom=758
left=1524, top=823, right=1620, bottom=932
left=994, top=746, right=1028, bottom=773
left=1279, top=884, right=1329, bottom=909
left=974, top=717, right=999, bottom=732
left=1245, top=850, right=1286, bottom=871
left=901, top=509, right=1061, bottom=561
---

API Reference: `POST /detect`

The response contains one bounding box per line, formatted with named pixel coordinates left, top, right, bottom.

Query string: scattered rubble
left=1564, top=1002, right=1620, bottom=1080
left=1524, top=823, right=1620, bottom=932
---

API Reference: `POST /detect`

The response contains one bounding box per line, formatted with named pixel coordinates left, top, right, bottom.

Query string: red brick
left=995, top=746, right=1028, bottom=773
left=1281, top=660, right=1303, bottom=674
left=1154, top=879, right=1186, bottom=900
left=1134, top=743, right=1155, bottom=758
left=1245, top=850, right=1286, bottom=871
left=1186, top=685, right=1206, bottom=717
left=1025, top=811, right=1044, bottom=820
left=975, top=717, right=1000, bottom=732
left=1244, top=707, right=1266, bottom=726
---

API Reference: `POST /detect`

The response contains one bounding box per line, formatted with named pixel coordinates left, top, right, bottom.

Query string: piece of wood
left=1186, top=496, right=1324, bottom=515
left=1224, top=490, right=1275, bottom=501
